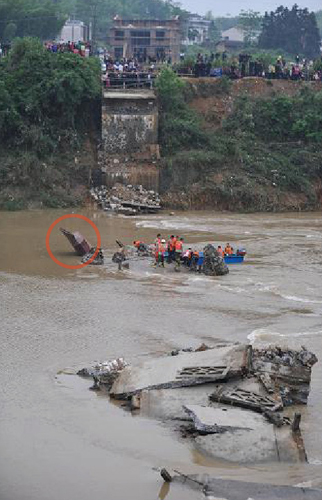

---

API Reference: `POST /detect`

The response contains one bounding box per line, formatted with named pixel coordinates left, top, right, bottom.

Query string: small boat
left=224, top=255, right=244, bottom=264
left=224, top=254, right=245, bottom=264
left=60, top=228, right=92, bottom=256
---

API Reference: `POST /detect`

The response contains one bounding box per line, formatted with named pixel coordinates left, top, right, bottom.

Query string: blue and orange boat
left=224, top=249, right=246, bottom=264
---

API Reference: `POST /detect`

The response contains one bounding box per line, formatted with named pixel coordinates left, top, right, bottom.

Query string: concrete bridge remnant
left=99, top=89, right=160, bottom=191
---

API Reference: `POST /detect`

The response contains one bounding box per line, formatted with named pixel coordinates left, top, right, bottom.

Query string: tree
left=238, top=10, right=262, bottom=46
left=208, top=21, right=220, bottom=46
left=0, top=37, right=101, bottom=148
left=0, top=0, right=66, bottom=42
left=213, top=16, right=239, bottom=32
left=258, top=5, right=321, bottom=58
left=204, top=10, right=214, bottom=21
left=315, top=10, right=322, bottom=37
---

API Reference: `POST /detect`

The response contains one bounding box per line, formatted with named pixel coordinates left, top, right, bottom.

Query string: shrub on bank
left=156, top=69, right=322, bottom=211
left=0, top=38, right=101, bottom=209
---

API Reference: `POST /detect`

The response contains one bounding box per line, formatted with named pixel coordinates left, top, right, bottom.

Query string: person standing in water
left=175, top=238, right=184, bottom=269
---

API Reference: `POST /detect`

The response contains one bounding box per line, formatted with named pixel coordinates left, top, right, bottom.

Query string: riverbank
left=0, top=38, right=101, bottom=211
left=1, top=54, right=322, bottom=212
left=158, top=74, right=322, bottom=212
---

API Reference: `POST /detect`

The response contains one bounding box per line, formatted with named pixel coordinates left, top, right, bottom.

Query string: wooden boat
left=60, top=228, right=92, bottom=256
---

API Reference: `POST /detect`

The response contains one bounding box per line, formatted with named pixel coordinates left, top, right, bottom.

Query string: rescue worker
left=182, top=248, right=192, bottom=266
left=224, top=243, right=233, bottom=255
left=159, top=239, right=166, bottom=267
left=217, top=245, right=224, bottom=257
left=167, top=235, right=175, bottom=263
left=154, top=234, right=161, bottom=246
left=189, top=250, right=199, bottom=271
left=154, top=238, right=165, bottom=267
left=175, top=237, right=184, bottom=269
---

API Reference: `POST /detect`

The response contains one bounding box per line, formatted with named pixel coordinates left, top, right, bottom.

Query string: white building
left=221, top=27, right=244, bottom=43
left=59, top=19, right=90, bottom=43
left=215, top=27, right=245, bottom=52
left=183, top=14, right=211, bottom=46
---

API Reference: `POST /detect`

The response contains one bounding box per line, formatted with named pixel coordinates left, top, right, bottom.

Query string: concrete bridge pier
left=98, top=89, right=160, bottom=191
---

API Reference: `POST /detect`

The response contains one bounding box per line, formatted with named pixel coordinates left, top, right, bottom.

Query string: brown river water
left=1, top=209, right=322, bottom=500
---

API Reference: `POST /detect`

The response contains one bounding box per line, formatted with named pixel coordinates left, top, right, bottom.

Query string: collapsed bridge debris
left=252, top=346, right=318, bottom=405
left=60, top=227, right=91, bottom=256
left=90, top=183, right=161, bottom=215
left=210, top=386, right=283, bottom=413
left=159, top=470, right=322, bottom=500
left=78, top=342, right=317, bottom=464
left=109, top=343, right=247, bottom=399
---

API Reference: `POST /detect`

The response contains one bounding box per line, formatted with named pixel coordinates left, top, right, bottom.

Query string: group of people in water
left=133, top=235, right=239, bottom=270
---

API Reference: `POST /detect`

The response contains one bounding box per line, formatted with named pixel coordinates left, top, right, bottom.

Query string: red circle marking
left=45, top=214, right=101, bottom=270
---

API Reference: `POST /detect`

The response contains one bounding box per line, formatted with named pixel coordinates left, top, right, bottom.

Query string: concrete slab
left=210, top=386, right=283, bottom=413
left=172, top=474, right=322, bottom=500
left=194, top=419, right=301, bottom=463
left=139, top=385, right=218, bottom=421
left=110, top=344, right=247, bottom=399
left=183, top=404, right=302, bottom=463
left=139, top=377, right=274, bottom=421
left=184, top=404, right=264, bottom=433
left=103, top=90, right=156, bottom=100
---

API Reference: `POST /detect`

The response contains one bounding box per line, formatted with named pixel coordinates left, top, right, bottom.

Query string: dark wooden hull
left=60, top=228, right=92, bottom=256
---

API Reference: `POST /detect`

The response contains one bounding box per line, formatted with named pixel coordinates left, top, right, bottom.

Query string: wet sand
left=1, top=209, right=322, bottom=500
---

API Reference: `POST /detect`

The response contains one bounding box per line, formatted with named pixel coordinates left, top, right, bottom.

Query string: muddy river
left=1, top=209, right=322, bottom=500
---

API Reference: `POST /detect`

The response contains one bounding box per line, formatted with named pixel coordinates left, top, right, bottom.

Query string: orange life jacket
left=175, top=241, right=183, bottom=252
left=225, top=246, right=232, bottom=255
left=217, top=248, right=224, bottom=256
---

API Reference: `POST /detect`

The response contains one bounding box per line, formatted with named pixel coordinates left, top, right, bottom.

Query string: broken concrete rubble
left=184, top=404, right=268, bottom=434
left=252, top=346, right=318, bottom=405
left=78, top=358, right=128, bottom=389
left=79, top=341, right=318, bottom=465
left=81, top=247, right=104, bottom=265
left=110, top=343, right=247, bottom=399
left=210, top=386, right=283, bottom=413
left=202, top=244, right=229, bottom=276
left=90, top=183, right=161, bottom=214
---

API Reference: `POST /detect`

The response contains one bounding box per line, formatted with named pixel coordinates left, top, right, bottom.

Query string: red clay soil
left=186, top=78, right=322, bottom=128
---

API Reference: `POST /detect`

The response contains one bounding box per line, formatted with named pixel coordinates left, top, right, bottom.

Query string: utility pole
left=72, top=13, right=75, bottom=42
left=91, top=0, right=98, bottom=55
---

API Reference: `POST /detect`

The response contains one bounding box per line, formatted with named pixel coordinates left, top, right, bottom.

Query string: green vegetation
left=0, top=38, right=101, bottom=209
left=259, top=5, right=321, bottom=58
left=0, top=0, right=67, bottom=42
left=157, top=69, right=322, bottom=211
left=0, top=0, right=188, bottom=45
left=155, top=67, right=209, bottom=154
left=316, top=10, right=322, bottom=36
left=238, top=10, right=262, bottom=46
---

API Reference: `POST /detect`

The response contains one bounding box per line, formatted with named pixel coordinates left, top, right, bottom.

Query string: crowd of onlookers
left=178, top=52, right=322, bottom=82
left=44, top=41, right=92, bottom=57
left=100, top=53, right=157, bottom=88
left=1, top=38, right=322, bottom=84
